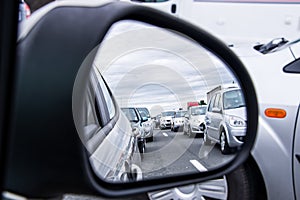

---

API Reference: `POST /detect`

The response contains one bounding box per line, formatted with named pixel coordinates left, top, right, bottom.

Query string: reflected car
left=137, top=107, right=154, bottom=142
left=153, top=114, right=161, bottom=129
left=204, top=87, right=246, bottom=154
left=171, top=110, right=186, bottom=132
left=159, top=111, right=176, bottom=129
left=121, top=107, right=147, bottom=154
left=183, top=105, right=207, bottom=137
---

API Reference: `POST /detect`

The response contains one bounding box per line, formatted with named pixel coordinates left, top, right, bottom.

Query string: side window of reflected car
left=208, top=94, right=216, bottom=112
left=90, top=67, right=116, bottom=126
left=213, top=93, right=221, bottom=109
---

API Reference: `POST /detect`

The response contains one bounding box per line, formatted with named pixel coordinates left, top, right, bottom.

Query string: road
left=141, top=128, right=234, bottom=180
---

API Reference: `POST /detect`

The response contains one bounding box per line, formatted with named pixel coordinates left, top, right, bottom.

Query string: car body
left=183, top=105, right=207, bottom=137
left=121, top=107, right=147, bottom=154
left=229, top=38, right=300, bottom=199
left=4, top=0, right=297, bottom=199
left=159, top=111, right=176, bottom=129
left=204, top=87, right=247, bottom=154
left=149, top=37, right=300, bottom=199
left=153, top=114, right=161, bottom=129
left=136, top=107, right=154, bottom=142
left=171, top=110, right=186, bottom=132
left=125, top=1, right=300, bottom=199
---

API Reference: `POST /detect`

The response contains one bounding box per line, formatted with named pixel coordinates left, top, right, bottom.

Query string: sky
left=93, top=20, right=238, bottom=116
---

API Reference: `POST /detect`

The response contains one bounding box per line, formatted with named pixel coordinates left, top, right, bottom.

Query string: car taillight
left=25, top=2, right=31, bottom=18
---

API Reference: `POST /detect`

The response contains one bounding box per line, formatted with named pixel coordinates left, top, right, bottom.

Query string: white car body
left=121, top=0, right=300, bottom=199
left=229, top=39, right=300, bottom=199
left=160, top=111, right=176, bottom=129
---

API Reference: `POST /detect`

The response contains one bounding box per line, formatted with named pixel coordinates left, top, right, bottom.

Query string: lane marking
left=190, top=160, right=208, bottom=172
left=162, top=132, right=168, bottom=137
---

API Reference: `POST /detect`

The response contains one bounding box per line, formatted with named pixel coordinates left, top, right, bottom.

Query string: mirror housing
left=6, top=0, right=258, bottom=198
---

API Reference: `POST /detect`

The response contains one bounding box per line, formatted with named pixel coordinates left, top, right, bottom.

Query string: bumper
left=226, top=125, right=246, bottom=147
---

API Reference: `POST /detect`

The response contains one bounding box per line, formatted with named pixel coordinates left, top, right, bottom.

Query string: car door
left=294, top=106, right=300, bottom=200
left=210, top=93, right=223, bottom=140
left=205, top=94, right=216, bottom=139
left=0, top=1, right=259, bottom=198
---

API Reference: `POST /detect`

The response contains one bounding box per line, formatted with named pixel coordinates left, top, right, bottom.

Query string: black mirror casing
left=3, top=1, right=258, bottom=198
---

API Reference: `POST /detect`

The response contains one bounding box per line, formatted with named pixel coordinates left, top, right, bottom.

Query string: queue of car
left=6, top=0, right=300, bottom=199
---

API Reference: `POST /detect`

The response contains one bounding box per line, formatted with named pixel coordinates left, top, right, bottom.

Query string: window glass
left=223, top=89, right=245, bottom=110
left=161, top=111, right=176, bottom=117
left=213, top=93, right=221, bottom=108
left=94, top=67, right=116, bottom=120
left=121, top=108, right=139, bottom=122
left=191, top=106, right=207, bottom=115
left=207, top=95, right=216, bottom=112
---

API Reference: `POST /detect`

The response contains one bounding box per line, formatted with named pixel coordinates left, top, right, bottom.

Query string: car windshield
left=121, top=108, right=138, bottom=122
left=223, top=89, right=246, bottom=110
left=137, top=107, right=151, bottom=118
left=175, top=111, right=186, bottom=117
left=191, top=107, right=206, bottom=115
left=161, top=111, right=175, bottom=117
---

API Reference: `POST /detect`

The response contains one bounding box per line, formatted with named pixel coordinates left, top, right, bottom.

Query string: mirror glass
left=73, top=20, right=247, bottom=183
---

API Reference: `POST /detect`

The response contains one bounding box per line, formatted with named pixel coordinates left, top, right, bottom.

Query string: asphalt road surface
left=141, top=128, right=234, bottom=180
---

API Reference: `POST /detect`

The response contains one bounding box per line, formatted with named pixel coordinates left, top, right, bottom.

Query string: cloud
left=93, top=20, right=239, bottom=113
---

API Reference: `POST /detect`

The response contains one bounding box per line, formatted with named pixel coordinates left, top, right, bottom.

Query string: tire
left=203, top=131, right=210, bottom=144
left=148, top=159, right=266, bottom=200
left=147, top=136, right=153, bottom=142
left=187, top=126, right=193, bottom=138
left=183, top=126, right=187, bottom=135
left=226, top=158, right=267, bottom=200
left=138, top=141, right=145, bottom=154
left=220, top=130, right=232, bottom=154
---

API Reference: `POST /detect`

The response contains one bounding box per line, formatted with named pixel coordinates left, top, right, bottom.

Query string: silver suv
left=204, top=87, right=247, bottom=154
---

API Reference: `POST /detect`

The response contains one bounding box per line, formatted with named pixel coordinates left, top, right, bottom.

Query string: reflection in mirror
left=73, top=20, right=247, bottom=183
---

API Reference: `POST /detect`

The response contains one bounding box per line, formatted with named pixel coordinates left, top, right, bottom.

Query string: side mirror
left=10, top=1, right=258, bottom=198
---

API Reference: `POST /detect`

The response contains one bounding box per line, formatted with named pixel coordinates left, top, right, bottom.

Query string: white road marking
left=162, top=132, right=168, bottom=137
left=190, top=159, right=208, bottom=172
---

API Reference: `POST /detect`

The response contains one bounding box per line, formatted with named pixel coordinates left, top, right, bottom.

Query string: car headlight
left=227, top=116, right=246, bottom=127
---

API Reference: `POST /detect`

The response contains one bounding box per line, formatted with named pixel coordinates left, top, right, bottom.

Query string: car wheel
left=147, top=136, right=153, bottom=142
left=148, top=162, right=264, bottom=200
left=203, top=130, right=210, bottom=144
left=138, top=141, right=145, bottom=154
left=187, top=126, right=193, bottom=138
left=220, top=130, right=231, bottom=154
left=183, top=126, right=187, bottom=135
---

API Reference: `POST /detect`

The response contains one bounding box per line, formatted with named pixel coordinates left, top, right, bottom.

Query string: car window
left=121, top=108, right=139, bottom=122
left=93, top=67, right=116, bottom=120
left=175, top=111, right=186, bottom=117
left=223, top=89, right=245, bottom=110
left=161, top=111, right=175, bottom=117
left=137, top=107, right=151, bottom=118
left=191, top=106, right=206, bottom=115
left=207, top=94, right=216, bottom=112
left=213, top=93, right=221, bottom=109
